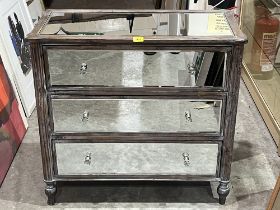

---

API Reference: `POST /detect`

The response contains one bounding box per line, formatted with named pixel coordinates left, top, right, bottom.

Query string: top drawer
left=46, top=49, right=227, bottom=88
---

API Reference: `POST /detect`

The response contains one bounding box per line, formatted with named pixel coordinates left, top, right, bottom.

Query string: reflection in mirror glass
left=41, top=12, right=232, bottom=36
left=48, top=50, right=226, bottom=87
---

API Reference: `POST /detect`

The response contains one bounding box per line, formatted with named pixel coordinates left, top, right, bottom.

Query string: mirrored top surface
left=39, top=11, right=233, bottom=37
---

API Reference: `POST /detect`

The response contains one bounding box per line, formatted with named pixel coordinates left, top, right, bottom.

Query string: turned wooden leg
left=45, top=181, right=57, bottom=205
left=217, top=180, right=230, bottom=205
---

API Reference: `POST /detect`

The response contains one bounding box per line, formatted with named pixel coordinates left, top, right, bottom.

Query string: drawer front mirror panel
left=55, top=143, right=219, bottom=176
left=47, top=50, right=226, bottom=88
left=52, top=99, right=222, bottom=133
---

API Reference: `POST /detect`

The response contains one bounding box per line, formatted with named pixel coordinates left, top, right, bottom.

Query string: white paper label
left=260, top=32, right=277, bottom=65
left=261, top=64, right=273, bottom=72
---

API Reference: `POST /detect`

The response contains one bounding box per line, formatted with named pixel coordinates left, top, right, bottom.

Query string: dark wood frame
left=28, top=9, right=247, bottom=206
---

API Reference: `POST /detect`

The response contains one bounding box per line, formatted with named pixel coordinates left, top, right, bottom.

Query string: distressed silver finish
left=55, top=143, right=218, bottom=176
left=48, top=50, right=223, bottom=87
left=52, top=99, right=221, bottom=133
left=27, top=9, right=247, bottom=205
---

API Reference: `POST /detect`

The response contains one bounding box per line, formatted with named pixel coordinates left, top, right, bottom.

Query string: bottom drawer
left=55, top=143, right=219, bottom=176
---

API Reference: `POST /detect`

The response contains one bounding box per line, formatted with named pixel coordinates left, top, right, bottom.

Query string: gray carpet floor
left=0, top=81, right=279, bottom=209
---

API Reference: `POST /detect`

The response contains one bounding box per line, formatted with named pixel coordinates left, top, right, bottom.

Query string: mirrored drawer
left=55, top=143, right=219, bottom=176
left=47, top=50, right=226, bottom=88
left=52, top=99, right=222, bottom=133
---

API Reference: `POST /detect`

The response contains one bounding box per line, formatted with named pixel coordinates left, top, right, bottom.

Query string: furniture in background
left=160, top=0, right=238, bottom=10
left=42, top=0, right=159, bottom=9
left=27, top=9, right=247, bottom=205
left=240, top=0, right=280, bottom=155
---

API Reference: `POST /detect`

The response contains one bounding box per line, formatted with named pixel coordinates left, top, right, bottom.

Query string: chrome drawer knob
left=84, top=152, right=92, bottom=165
left=185, top=110, right=192, bottom=122
left=80, top=63, right=87, bottom=75
left=81, top=110, right=89, bottom=122
left=182, top=153, right=190, bottom=166
left=187, top=64, right=196, bottom=75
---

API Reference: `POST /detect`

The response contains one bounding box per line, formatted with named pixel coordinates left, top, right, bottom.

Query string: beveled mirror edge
left=26, top=9, right=247, bottom=44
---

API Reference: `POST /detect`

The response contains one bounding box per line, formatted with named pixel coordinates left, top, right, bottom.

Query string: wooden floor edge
left=241, top=66, right=280, bottom=156
left=267, top=176, right=280, bottom=210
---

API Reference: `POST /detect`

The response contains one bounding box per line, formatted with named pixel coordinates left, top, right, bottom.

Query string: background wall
left=0, top=0, right=35, bottom=117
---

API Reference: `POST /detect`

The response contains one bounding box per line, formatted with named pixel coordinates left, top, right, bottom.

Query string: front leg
left=217, top=180, right=230, bottom=205
left=45, top=181, right=57, bottom=205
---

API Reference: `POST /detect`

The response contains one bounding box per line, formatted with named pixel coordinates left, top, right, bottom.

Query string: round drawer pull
left=185, top=110, right=192, bottom=122
left=187, top=64, right=196, bottom=75
left=80, top=63, right=87, bottom=75
left=182, top=153, right=190, bottom=166
left=84, top=152, right=92, bottom=165
left=81, top=110, right=89, bottom=122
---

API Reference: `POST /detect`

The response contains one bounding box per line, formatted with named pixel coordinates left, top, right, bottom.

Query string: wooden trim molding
left=267, top=176, right=280, bottom=210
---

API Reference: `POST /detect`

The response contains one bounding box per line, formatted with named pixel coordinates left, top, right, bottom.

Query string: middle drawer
left=51, top=99, right=222, bottom=133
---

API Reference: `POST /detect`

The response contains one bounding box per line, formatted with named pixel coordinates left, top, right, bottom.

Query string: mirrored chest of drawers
left=27, top=9, right=247, bottom=205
